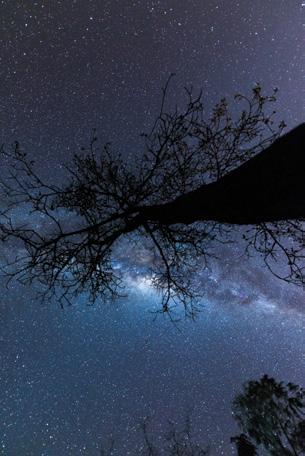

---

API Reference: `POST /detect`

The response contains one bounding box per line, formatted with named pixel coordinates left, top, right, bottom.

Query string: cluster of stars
left=1, top=0, right=305, bottom=454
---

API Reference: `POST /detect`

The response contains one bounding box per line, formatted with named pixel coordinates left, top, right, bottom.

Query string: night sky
left=2, top=1, right=305, bottom=455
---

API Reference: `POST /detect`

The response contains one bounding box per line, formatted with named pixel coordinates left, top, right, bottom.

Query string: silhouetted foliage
left=1, top=79, right=300, bottom=315
left=232, top=375, right=305, bottom=455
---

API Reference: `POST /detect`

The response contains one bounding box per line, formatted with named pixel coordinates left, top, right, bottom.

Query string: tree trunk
left=141, top=123, right=305, bottom=225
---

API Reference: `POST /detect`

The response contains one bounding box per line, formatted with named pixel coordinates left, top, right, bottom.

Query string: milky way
left=1, top=1, right=305, bottom=455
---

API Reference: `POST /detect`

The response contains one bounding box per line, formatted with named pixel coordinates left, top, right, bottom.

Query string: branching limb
left=0, top=83, right=291, bottom=315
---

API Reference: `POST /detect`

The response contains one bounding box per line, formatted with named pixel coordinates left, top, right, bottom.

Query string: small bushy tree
left=232, top=375, right=305, bottom=455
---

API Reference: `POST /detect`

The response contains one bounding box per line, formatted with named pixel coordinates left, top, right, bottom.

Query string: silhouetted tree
left=99, top=417, right=209, bottom=455
left=95, top=377, right=305, bottom=455
left=3, top=79, right=303, bottom=314
left=232, top=375, right=305, bottom=455
left=161, top=417, right=209, bottom=455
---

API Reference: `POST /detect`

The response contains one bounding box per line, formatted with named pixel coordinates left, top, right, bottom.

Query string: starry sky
left=2, top=1, right=305, bottom=455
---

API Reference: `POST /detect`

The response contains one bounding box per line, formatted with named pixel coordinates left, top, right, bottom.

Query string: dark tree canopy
left=2, top=81, right=305, bottom=314
left=232, top=375, right=305, bottom=455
